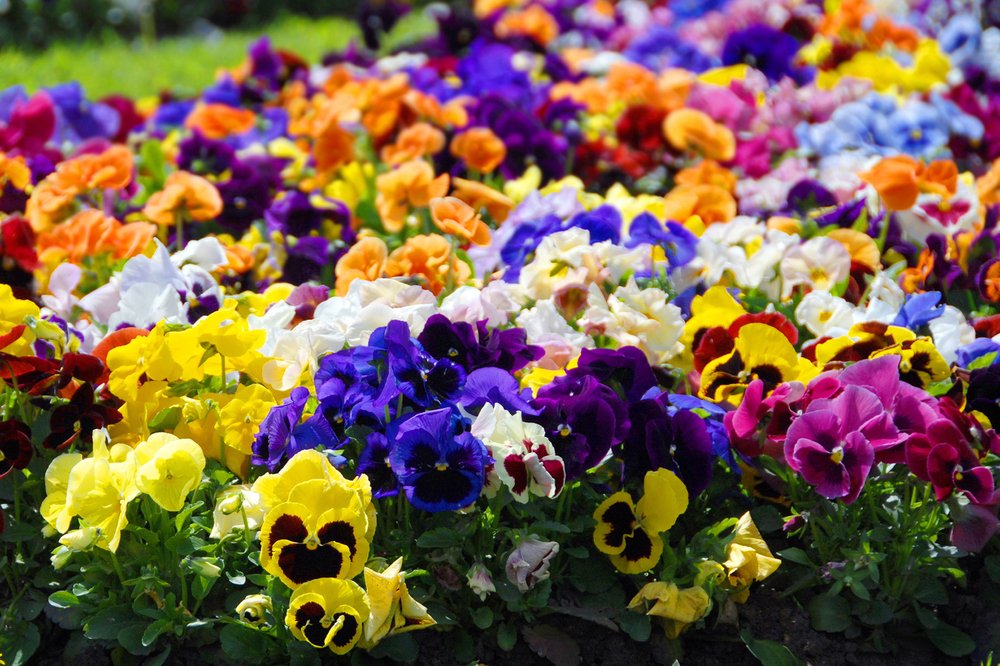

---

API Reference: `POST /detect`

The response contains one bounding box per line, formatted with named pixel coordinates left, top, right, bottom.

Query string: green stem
left=176, top=211, right=186, bottom=250
left=110, top=552, right=128, bottom=588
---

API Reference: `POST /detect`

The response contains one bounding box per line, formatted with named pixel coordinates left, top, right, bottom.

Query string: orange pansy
left=663, top=109, right=736, bottom=162
left=143, top=171, right=223, bottom=226
left=185, top=104, right=257, bottom=140
left=450, top=128, right=507, bottom=174
left=451, top=177, right=515, bottom=223
left=381, top=122, right=446, bottom=166
left=385, top=234, right=470, bottom=295
left=375, top=160, right=450, bottom=233
left=335, top=236, right=389, bottom=296
left=430, top=196, right=490, bottom=245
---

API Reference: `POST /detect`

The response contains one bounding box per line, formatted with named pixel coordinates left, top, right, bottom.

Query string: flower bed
left=1, top=1, right=1000, bottom=664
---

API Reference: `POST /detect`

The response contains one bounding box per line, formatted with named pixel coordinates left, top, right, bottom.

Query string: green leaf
left=192, top=574, right=217, bottom=601
left=926, top=622, right=976, bottom=657
left=48, top=590, right=80, bottom=609
left=497, top=622, right=518, bottom=651
left=617, top=611, right=651, bottom=642
left=776, top=548, right=812, bottom=567
left=913, top=577, right=948, bottom=605
left=145, top=646, right=173, bottom=666
left=471, top=606, right=494, bottom=629
left=986, top=555, right=1000, bottom=584
left=118, top=622, right=155, bottom=656
left=856, top=600, right=893, bottom=626
left=415, top=527, right=463, bottom=549
left=142, top=619, right=172, bottom=647
left=220, top=623, right=271, bottom=664
left=740, top=630, right=805, bottom=666
left=807, top=594, right=852, bottom=633
left=0, top=621, right=40, bottom=666
left=148, top=405, right=182, bottom=432
left=368, top=633, right=419, bottom=663
left=85, top=606, right=134, bottom=640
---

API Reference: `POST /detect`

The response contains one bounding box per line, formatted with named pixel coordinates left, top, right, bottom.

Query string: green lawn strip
left=0, top=12, right=432, bottom=99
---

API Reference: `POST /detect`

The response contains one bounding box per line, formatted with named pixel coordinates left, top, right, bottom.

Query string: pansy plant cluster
left=3, top=0, right=1000, bottom=662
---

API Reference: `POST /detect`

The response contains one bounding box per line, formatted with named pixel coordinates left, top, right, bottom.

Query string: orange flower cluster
left=37, top=210, right=156, bottom=264
left=26, top=146, right=134, bottom=232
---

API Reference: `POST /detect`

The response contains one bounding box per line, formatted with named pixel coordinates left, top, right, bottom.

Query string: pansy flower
left=905, top=415, right=995, bottom=504
left=592, top=468, right=689, bottom=574
left=783, top=386, right=900, bottom=504
left=251, top=387, right=335, bottom=472
left=870, top=338, right=950, bottom=389
left=532, top=373, right=630, bottom=479
left=379, top=320, right=466, bottom=409
left=387, top=408, right=489, bottom=513
left=362, top=557, right=436, bottom=647
left=44, top=383, right=123, bottom=450
left=699, top=323, right=815, bottom=406
left=260, top=478, right=371, bottom=587
left=0, top=419, right=32, bottom=478
left=471, top=404, right=565, bottom=503
left=286, top=577, right=370, bottom=654
left=621, top=400, right=713, bottom=497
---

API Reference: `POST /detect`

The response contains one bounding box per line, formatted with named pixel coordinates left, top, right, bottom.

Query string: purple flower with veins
left=531, top=374, right=630, bottom=479
left=252, top=387, right=335, bottom=471
left=784, top=385, right=897, bottom=503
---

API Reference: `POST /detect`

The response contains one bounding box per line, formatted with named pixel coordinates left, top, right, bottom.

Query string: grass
left=0, top=12, right=431, bottom=99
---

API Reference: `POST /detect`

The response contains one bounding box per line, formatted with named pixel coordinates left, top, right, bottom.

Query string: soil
left=413, top=579, right=1000, bottom=666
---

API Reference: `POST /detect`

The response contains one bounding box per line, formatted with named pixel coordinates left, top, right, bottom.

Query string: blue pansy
left=568, top=205, right=622, bottom=244
left=251, top=387, right=335, bottom=472
left=388, top=408, right=489, bottom=512
left=893, top=291, right=945, bottom=329
left=955, top=339, right=1000, bottom=369
left=626, top=212, right=698, bottom=270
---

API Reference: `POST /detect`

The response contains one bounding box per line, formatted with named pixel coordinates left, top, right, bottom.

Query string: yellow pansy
left=324, top=161, right=374, bottom=210
left=361, top=557, right=436, bottom=648
left=135, top=433, right=207, bottom=512
left=723, top=512, right=781, bottom=602
left=503, top=165, right=542, bottom=203
left=593, top=469, right=689, bottom=574
left=260, top=479, right=371, bottom=586
left=700, top=323, right=815, bottom=406
left=40, top=452, right=84, bottom=534
left=628, top=581, right=711, bottom=638
left=286, top=578, right=370, bottom=654
left=63, top=432, right=140, bottom=552
left=0, top=284, right=40, bottom=356
left=218, top=384, right=277, bottom=455
left=698, top=64, right=749, bottom=87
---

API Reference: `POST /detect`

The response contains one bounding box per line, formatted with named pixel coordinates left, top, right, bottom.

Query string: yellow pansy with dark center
left=699, top=323, right=810, bottom=406
left=814, top=322, right=915, bottom=367
left=871, top=338, right=949, bottom=389
left=592, top=469, right=688, bottom=574
left=260, top=479, right=370, bottom=588
left=286, top=578, right=370, bottom=654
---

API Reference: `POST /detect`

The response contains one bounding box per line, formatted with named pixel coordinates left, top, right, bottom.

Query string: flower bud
left=236, top=594, right=273, bottom=627
left=184, top=556, right=222, bottom=579
left=505, top=538, right=558, bottom=593
left=466, top=562, right=496, bottom=601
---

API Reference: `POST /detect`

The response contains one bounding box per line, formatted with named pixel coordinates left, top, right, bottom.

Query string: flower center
left=305, top=534, right=321, bottom=550
left=558, top=424, right=572, bottom=437
left=899, top=358, right=912, bottom=373
left=435, top=463, right=449, bottom=471
left=829, top=446, right=844, bottom=464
